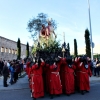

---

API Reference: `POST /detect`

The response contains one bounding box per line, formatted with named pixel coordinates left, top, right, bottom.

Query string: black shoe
left=57, top=94, right=60, bottom=97
left=72, top=92, right=75, bottom=94
left=41, top=96, right=44, bottom=98
left=50, top=95, right=53, bottom=99
left=86, top=90, right=89, bottom=93
left=4, top=85, right=8, bottom=87
left=33, top=98, right=36, bottom=100
left=81, top=91, right=84, bottom=95
left=7, top=84, right=9, bottom=86
left=66, top=94, right=70, bottom=96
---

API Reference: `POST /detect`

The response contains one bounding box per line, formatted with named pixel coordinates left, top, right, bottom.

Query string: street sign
left=92, top=42, right=95, bottom=48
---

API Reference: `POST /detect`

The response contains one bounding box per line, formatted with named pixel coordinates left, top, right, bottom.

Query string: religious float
left=31, top=19, right=70, bottom=62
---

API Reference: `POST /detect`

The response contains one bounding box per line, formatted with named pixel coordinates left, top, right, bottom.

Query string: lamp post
left=63, top=32, right=65, bottom=43
left=87, top=0, right=93, bottom=61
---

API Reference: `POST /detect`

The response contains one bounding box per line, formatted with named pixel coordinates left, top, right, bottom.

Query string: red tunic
left=60, top=58, right=66, bottom=92
left=45, top=64, right=50, bottom=93
left=49, top=63, right=62, bottom=95
left=31, top=62, right=45, bottom=98
left=29, top=67, right=32, bottom=90
left=64, top=64, right=76, bottom=94
left=74, top=59, right=81, bottom=90
left=77, top=62, right=92, bottom=91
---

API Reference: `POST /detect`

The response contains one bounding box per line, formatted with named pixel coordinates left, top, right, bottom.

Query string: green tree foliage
left=27, top=13, right=57, bottom=40
left=26, top=42, right=29, bottom=58
left=32, top=40, right=62, bottom=58
left=84, top=29, right=91, bottom=58
left=93, top=54, right=100, bottom=59
left=17, top=38, right=21, bottom=59
left=74, top=39, right=78, bottom=57
left=32, top=40, right=61, bottom=54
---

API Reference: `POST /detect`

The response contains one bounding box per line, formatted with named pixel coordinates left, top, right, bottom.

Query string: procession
left=0, top=16, right=100, bottom=100
left=1, top=1, right=100, bottom=100
left=24, top=20, right=93, bottom=100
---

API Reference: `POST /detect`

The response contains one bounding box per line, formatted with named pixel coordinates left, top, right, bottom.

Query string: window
left=5, top=48, right=8, bottom=53
left=1, top=47, right=4, bottom=52
left=9, top=49, right=11, bottom=53
left=12, top=49, right=14, bottom=54
left=15, top=50, right=17, bottom=55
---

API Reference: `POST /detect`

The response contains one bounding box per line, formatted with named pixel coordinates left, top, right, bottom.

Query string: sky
left=0, top=0, right=100, bottom=54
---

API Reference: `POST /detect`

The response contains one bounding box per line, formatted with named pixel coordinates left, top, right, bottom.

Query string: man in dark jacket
left=2, top=61, right=9, bottom=87
left=0, top=58, right=4, bottom=75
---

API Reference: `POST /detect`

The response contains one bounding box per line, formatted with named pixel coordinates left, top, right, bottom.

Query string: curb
left=0, top=88, right=29, bottom=91
left=90, top=80, right=100, bottom=83
left=18, top=72, right=26, bottom=78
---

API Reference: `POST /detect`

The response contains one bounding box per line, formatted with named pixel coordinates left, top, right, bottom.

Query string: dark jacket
left=0, top=61, right=4, bottom=70
left=2, top=65, right=9, bottom=76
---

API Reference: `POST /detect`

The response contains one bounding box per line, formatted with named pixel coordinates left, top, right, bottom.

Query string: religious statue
left=39, top=19, right=57, bottom=46
left=46, top=20, right=57, bottom=41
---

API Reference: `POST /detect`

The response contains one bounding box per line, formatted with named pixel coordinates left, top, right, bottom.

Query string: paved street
left=0, top=75, right=100, bottom=100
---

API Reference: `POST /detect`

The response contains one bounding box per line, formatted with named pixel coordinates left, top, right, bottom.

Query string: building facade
left=0, top=36, right=31, bottom=60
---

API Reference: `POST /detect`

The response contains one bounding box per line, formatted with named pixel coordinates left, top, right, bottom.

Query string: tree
left=74, top=39, right=78, bottom=57
left=67, top=43, right=70, bottom=56
left=27, top=13, right=57, bottom=40
left=17, top=38, right=21, bottom=59
left=84, top=29, right=91, bottom=58
left=26, top=42, right=29, bottom=58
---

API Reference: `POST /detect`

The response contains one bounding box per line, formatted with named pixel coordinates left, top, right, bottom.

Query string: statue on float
left=39, top=19, right=57, bottom=46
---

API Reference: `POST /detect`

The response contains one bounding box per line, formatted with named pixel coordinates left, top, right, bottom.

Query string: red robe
left=26, top=62, right=30, bottom=78
left=64, top=64, right=76, bottom=94
left=77, top=62, right=92, bottom=91
left=60, top=58, right=66, bottom=92
left=49, top=63, right=62, bottom=95
left=29, top=67, right=32, bottom=90
left=31, top=62, right=45, bottom=98
left=74, top=59, right=81, bottom=90
left=45, top=63, right=50, bottom=93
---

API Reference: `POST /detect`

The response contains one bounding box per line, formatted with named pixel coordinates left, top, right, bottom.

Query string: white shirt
left=24, top=64, right=26, bottom=69
left=93, top=61, right=96, bottom=68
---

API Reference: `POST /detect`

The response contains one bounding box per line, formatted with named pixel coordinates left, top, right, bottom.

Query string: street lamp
left=87, top=0, right=93, bottom=60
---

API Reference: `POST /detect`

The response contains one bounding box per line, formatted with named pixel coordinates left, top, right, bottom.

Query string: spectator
left=19, top=60, right=23, bottom=76
left=87, top=57, right=93, bottom=73
left=14, top=62, right=20, bottom=82
left=0, top=58, right=4, bottom=76
left=9, top=63, right=15, bottom=85
left=93, top=59, right=96, bottom=76
left=96, top=58, right=100, bottom=77
left=2, top=61, right=9, bottom=87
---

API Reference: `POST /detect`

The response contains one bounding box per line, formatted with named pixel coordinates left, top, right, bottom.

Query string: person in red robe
left=26, top=60, right=31, bottom=79
left=31, top=58, right=45, bottom=100
left=77, top=56, right=92, bottom=95
left=74, top=57, right=81, bottom=92
left=49, top=58, right=62, bottom=99
left=28, top=63, right=33, bottom=96
left=59, top=57, right=66, bottom=93
left=44, top=58, right=50, bottom=93
left=64, top=56, right=76, bottom=95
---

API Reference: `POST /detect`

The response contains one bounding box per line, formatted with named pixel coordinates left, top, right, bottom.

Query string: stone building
left=0, top=36, right=31, bottom=60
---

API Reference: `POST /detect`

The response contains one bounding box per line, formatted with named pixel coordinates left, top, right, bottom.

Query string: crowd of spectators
left=0, top=58, right=25, bottom=87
